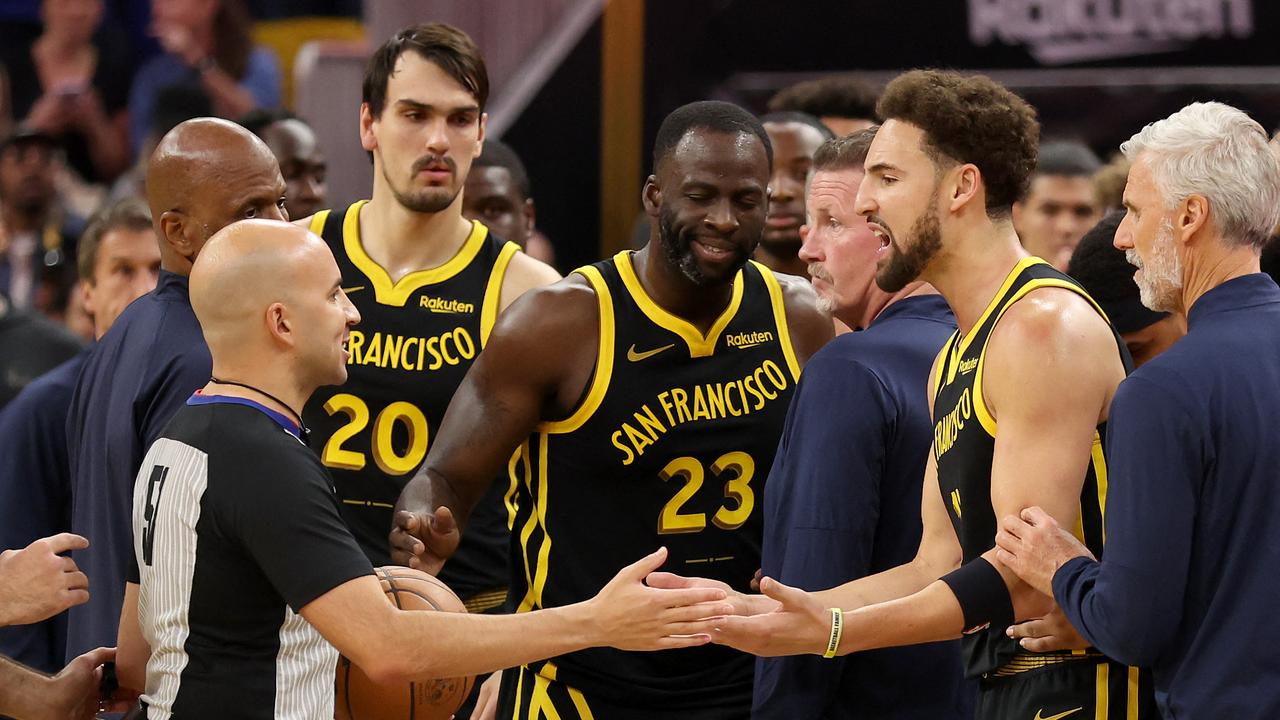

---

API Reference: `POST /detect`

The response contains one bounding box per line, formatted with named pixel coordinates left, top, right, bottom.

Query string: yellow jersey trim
left=1092, top=432, right=1109, bottom=544
left=341, top=199, right=491, bottom=307
left=517, top=432, right=554, bottom=614
left=614, top=250, right=744, bottom=358
left=1096, top=662, right=1110, bottom=720
left=1127, top=666, right=1140, bottom=720
left=506, top=444, right=530, bottom=531
left=480, top=241, right=520, bottom=346
left=540, top=266, right=615, bottom=434
left=512, top=664, right=527, bottom=720
left=307, top=209, right=330, bottom=236
left=950, top=256, right=1046, bottom=378
left=754, top=261, right=802, bottom=382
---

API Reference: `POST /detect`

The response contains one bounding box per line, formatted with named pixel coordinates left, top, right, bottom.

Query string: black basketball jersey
left=303, top=201, right=520, bottom=585
left=507, top=251, right=799, bottom=711
left=932, top=257, right=1132, bottom=677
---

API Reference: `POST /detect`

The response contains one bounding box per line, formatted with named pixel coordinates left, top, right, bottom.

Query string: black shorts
left=496, top=663, right=750, bottom=720
left=975, top=659, right=1157, bottom=720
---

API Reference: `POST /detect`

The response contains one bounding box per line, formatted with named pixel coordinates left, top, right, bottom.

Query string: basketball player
left=295, top=24, right=560, bottom=616
left=755, top=112, right=833, bottom=277
left=113, top=220, right=731, bottom=718
left=1011, top=141, right=1103, bottom=271
left=391, top=101, right=832, bottom=719
left=64, top=118, right=286, bottom=665
left=996, top=102, right=1280, bottom=719
left=658, top=71, right=1156, bottom=719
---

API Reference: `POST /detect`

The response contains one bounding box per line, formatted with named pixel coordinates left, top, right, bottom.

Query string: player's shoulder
left=751, top=264, right=833, bottom=362
left=992, top=284, right=1114, bottom=351
left=502, top=247, right=562, bottom=290
left=489, top=270, right=600, bottom=343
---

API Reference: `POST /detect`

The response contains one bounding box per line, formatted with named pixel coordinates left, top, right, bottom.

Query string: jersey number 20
left=657, top=451, right=755, bottom=534
left=321, top=393, right=429, bottom=476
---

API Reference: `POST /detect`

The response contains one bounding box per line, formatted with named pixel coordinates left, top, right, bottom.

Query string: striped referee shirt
left=128, top=394, right=372, bottom=719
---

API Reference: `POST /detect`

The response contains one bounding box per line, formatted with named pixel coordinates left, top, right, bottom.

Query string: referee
left=113, top=220, right=731, bottom=719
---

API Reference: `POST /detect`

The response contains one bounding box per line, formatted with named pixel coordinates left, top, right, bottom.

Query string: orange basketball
left=335, top=567, right=476, bottom=720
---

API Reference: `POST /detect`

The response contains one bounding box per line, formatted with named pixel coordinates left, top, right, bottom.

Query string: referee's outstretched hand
left=587, top=547, right=735, bottom=652
left=0, top=533, right=91, bottom=627
left=390, top=507, right=460, bottom=574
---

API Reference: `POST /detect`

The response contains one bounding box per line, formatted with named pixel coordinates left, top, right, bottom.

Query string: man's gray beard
left=1129, top=221, right=1183, bottom=312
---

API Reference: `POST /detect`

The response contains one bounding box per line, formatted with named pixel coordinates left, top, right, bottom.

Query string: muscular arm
left=390, top=278, right=598, bottom=568
left=710, top=290, right=1125, bottom=656
left=834, top=289, right=1123, bottom=652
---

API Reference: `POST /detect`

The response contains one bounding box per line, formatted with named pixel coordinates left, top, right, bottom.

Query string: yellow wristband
left=822, top=608, right=843, bottom=658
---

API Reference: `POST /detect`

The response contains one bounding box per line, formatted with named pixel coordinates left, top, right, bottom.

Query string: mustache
left=807, top=262, right=832, bottom=283
left=1126, top=249, right=1142, bottom=269
left=411, top=155, right=456, bottom=174
left=865, top=214, right=892, bottom=236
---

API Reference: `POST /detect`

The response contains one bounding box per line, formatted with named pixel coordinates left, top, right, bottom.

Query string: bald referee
left=113, top=220, right=731, bottom=719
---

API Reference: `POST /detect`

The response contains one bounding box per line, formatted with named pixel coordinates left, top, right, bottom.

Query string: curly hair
left=877, top=70, right=1039, bottom=217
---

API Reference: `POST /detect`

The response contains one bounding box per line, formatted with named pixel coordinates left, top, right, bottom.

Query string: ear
left=359, top=103, right=378, bottom=153
left=266, top=301, right=295, bottom=348
left=474, top=112, right=488, bottom=159
left=642, top=175, right=661, bottom=218
left=948, top=164, right=982, bottom=213
left=1177, top=194, right=1209, bottom=243
left=159, top=210, right=196, bottom=260
left=78, top=278, right=96, bottom=318
left=523, top=198, right=536, bottom=234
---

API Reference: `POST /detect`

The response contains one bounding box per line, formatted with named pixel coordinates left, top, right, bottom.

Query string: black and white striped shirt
left=129, top=394, right=373, bottom=719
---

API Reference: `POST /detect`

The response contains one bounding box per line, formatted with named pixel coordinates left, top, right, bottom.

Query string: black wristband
left=939, top=557, right=1014, bottom=633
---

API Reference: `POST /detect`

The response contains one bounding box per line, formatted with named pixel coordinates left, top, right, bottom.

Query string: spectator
left=1012, top=140, right=1104, bottom=271
left=0, top=198, right=157, bottom=673
left=757, top=111, right=833, bottom=277
left=1068, top=211, right=1185, bottom=367
left=127, top=0, right=280, bottom=154
left=0, top=128, right=81, bottom=318
left=1, top=0, right=133, bottom=184
left=239, top=108, right=327, bottom=220
left=767, top=75, right=879, bottom=136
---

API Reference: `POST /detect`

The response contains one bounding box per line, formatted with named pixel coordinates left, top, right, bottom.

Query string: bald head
left=147, top=118, right=288, bottom=275
left=192, top=220, right=359, bottom=393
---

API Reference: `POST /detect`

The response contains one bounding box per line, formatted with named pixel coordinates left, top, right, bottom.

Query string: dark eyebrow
left=393, top=99, right=480, bottom=115
left=865, top=161, right=903, bottom=175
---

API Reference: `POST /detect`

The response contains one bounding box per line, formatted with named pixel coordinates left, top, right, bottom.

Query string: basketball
left=334, top=567, right=476, bottom=720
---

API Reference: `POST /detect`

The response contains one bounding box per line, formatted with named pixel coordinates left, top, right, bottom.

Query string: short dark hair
left=812, top=126, right=879, bottom=174
left=1036, top=140, right=1102, bottom=178
left=1067, top=211, right=1167, bottom=334
left=473, top=139, right=531, bottom=199
left=760, top=111, right=836, bottom=141
left=237, top=107, right=298, bottom=138
left=768, top=76, right=879, bottom=122
left=877, top=70, right=1040, bottom=217
left=363, top=23, right=489, bottom=118
left=652, top=101, right=772, bottom=173
left=77, top=198, right=154, bottom=283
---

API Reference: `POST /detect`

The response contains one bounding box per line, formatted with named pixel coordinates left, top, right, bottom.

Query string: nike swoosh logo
left=627, top=343, right=675, bottom=362
left=341, top=285, right=365, bottom=294
left=1034, top=708, right=1083, bottom=720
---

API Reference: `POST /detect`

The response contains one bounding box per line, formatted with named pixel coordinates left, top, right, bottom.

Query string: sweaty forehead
left=666, top=129, right=769, bottom=184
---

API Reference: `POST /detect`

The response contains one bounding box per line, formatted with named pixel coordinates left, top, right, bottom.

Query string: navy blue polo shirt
left=755, top=294, right=974, bottom=720
left=0, top=349, right=87, bottom=672
left=64, top=270, right=210, bottom=662
left=1054, top=273, right=1280, bottom=718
